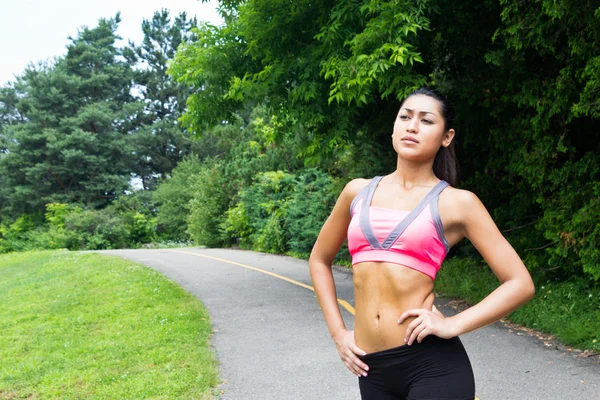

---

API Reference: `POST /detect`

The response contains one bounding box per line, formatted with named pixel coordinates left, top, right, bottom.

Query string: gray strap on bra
left=381, top=180, right=449, bottom=248
left=350, top=176, right=381, bottom=216
left=359, top=176, right=385, bottom=249
left=359, top=178, right=449, bottom=250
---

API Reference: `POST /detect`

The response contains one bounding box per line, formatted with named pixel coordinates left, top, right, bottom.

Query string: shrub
left=237, top=171, right=296, bottom=251
left=64, top=209, right=130, bottom=250
left=186, top=161, right=231, bottom=247
left=220, top=201, right=253, bottom=248
left=154, top=155, right=206, bottom=241
left=254, top=209, right=286, bottom=253
left=284, top=169, right=339, bottom=257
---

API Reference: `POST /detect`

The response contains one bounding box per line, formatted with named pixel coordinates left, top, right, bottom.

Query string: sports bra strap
left=381, top=180, right=449, bottom=248
left=349, top=176, right=382, bottom=216
left=359, top=176, right=386, bottom=249
left=358, top=177, right=449, bottom=250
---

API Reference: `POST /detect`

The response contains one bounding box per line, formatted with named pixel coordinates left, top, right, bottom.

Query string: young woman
left=308, top=88, right=535, bottom=400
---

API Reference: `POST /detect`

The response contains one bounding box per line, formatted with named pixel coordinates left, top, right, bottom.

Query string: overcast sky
left=0, top=0, right=223, bottom=86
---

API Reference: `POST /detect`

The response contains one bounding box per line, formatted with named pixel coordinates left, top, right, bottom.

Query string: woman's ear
left=443, top=129, right=455, bottom=147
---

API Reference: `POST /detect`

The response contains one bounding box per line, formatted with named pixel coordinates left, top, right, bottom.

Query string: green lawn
left=0, top=250, right=220, bottom=399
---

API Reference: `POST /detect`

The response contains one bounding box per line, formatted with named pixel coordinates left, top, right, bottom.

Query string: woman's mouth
left=402, top=136, right=419, bottom=143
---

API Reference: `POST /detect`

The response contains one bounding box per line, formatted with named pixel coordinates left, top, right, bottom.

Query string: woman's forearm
left=309, top=260, right=347, bottom=338
left=448, top=277, right=535, bottom=336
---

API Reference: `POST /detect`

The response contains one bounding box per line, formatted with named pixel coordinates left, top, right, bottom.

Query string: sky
left=0, top=0, right=223, bottom=86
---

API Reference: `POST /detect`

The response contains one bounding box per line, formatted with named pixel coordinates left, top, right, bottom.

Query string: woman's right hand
left=333, top=329, right=369, bottom=377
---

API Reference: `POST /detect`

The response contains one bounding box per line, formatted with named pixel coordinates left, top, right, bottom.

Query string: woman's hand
left=332, top=329, right=369, bottom=377
left=398, top=305, right=458, bottom=345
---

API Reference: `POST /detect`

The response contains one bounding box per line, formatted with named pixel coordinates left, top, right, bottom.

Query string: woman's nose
left=407, top=117, right=419, bottom=132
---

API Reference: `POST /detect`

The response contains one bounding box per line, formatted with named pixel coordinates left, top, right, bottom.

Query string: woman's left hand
left=398, top=305, right=458, bottom=345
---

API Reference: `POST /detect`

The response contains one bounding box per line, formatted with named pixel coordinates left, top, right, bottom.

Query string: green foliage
left=186, top=161, right=230, bottom=247
left=169, top=21, right=249, bottom=133
left=254, top=209, right=286, bottom=254
left=237, top=171, right=295, bottom=251
left=318, top=0, right=429, bottom=104
left=284, top=169, right=339, bottom=256
left=472, top=0, right=600, bottom=281
left=45, top=203, right=81, bottom=228
left=153, top=154, right=207, bottom=240
left=170, top=0, right=410, bottom=165
left=64, top=209, right=130, bottom=250
left=435, top=257, right=600, bottom=352
left=0, top=215, right=43, bottom=253
left=221, top=202, right=253, bottom=248
left=0, top=16, right=137, bottom=216
left=125, top=10, right=198, bottom=190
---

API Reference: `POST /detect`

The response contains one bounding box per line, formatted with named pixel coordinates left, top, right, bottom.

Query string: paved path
left=100, top=248, right=600, bottom=400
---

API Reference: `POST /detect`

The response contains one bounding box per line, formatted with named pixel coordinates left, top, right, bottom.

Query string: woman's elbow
left=522, top=277, right=536, bottom=302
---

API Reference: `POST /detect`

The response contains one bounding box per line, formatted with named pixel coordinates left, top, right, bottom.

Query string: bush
left=220, top=202, right=253, bottom=248
left=254, top=209, right=286, bottom=253
left=284, top=169, right=339, bottom=257
left=64, top=209, right=130, bottom=250
left=237, top=171, right=295, bottom=252
left=154, top=155, right=206, bottom=241
left=435, top=257, right=600, bottom=352
left=0, top=214, right=46, bottom=253
left=186, top=161, right=231, bottom=247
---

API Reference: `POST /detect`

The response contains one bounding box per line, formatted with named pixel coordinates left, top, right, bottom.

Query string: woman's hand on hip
left=332, top=329, right=369, bottom=378
left=398, top=305, right=458, bottom=345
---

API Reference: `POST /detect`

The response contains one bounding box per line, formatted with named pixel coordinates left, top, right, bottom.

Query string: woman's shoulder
left=440, top=185, right=487, bottom=218
left=442, top=185, right=481, bottom=204
left=335, top=178, right=372, bottom=206
left=343, top=177, right=373, bottom=197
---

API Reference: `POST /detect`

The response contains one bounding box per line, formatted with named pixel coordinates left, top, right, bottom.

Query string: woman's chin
left=395, top=149, right=431, bottom=162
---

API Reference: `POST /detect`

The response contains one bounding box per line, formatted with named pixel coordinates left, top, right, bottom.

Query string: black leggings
left=358, top=335, right=475, bottom=400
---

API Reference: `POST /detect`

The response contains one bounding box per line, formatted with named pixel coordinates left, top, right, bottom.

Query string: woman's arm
left=399, top=189, right=535, bottom=345
left=309, top=178, right=370, bottom=377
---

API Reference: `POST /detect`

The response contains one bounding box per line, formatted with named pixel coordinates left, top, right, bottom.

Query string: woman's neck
left=387, top=158, right=437, bottom=187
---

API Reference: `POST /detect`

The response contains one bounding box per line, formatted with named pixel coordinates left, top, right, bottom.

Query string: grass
left=434, top=257, right=600, bottom=352
left=0, top=250, right=220, bottom=399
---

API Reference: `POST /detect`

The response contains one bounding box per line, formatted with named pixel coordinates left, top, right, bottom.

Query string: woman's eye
left=399, top=115, right=410, bottom=120
left=422, top=119, right=433, bottom=124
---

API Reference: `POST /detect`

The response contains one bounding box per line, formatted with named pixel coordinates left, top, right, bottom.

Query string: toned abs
left=353, top=262, right=435, bottom=353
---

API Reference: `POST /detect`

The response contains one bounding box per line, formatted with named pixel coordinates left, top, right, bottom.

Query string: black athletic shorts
left=357, top=335, right=475, bottom=400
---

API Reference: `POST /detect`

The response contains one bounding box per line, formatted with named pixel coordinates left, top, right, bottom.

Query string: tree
left=170, top=0, right=432, bottom=167
left=125, top=10, right=199, bottom=190
left=171, top=0, right=600, bottom=282
left=0, top=15, right=137, bottom=217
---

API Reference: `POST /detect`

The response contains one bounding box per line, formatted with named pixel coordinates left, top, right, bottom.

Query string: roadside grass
left=434, top=257, right=600, bottom=352
left=0, top=250, right=220, bottom=399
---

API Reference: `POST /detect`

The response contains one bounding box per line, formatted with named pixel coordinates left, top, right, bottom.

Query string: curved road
left=100, top=248, right=600, bottom=400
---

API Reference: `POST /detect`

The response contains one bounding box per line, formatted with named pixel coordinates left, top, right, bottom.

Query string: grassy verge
left=0, top=250, right=219, bottom=399
left=434, top=257, right=600, bottom=352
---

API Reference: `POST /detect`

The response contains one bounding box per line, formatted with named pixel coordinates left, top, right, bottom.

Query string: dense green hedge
left=0, top=196, right=157, bottom=253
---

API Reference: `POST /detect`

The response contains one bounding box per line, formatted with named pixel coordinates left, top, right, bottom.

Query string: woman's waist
left=353, top=293, right=435, bottom=352
left=353, top=286, right=435, bottom=316
left=353, top=300, right=430, bottom=331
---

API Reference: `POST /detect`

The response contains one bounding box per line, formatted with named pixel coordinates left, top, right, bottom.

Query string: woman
left=308, top=88, right=535, bottom=400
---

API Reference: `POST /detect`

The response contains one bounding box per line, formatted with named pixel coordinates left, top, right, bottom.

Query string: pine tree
left=125, top=9, right=198, bottom=190
left=0, top=15, right=138, bottom=217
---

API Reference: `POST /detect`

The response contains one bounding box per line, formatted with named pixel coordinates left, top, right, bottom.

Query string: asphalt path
left=99, top=248, right=600, bottom=400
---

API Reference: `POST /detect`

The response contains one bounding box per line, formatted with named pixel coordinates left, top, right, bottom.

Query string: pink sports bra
left=347, top=176, right=450, bottom=280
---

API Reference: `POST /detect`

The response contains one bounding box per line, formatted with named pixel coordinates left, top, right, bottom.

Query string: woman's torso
left=348, top=176, right=464, bottom=353
left=353, top=262, right=435, bottom=352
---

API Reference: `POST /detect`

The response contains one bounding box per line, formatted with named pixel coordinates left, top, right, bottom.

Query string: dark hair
left=400, top=87, right=459, bottom=186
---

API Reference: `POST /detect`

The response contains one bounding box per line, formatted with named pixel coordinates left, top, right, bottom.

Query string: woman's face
left=392, top=94, right=454, bottom=162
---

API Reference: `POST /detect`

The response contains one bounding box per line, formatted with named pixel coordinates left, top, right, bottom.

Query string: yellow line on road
left=166, top=250, right=480, bottom=400
left=166, top=249, right=356, bottom=315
